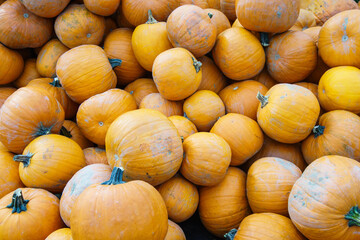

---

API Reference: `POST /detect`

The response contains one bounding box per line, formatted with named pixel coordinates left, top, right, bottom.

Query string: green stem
left=260, top=32, right=270, bottom=47
left=313, top=125, right=325, bottom=138
left=102, top=167, right=125, bottom=185
left=345, top=206, right=360, bottom=227
left=146, top=9, right=158, bottom=24
left=13, top=153, right=34, bottom=167
left=49, top=77, right=62, bottom=88
left=34, top=122, right=53, bottom=137
left=6, top=189, right=30, bottom=213
left=109, top=58, right=122, bottom=68
left=208, top=12, right=213, bottom=19
left=224, top=229, right=238, bottom=240
left=256, top=91, right=269, bottom=108
left=60, top=126, right=72, bottom=138
left=192, top=57, right=202, bottom=73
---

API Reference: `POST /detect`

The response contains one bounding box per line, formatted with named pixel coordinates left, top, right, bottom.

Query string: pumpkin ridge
left=101, top=167, right=125, bottom=185
left=13, top=153, right=34, bottom=167
left=345, top=206, right=360, bottom=227
left=6, top=189, right=30, bottom=213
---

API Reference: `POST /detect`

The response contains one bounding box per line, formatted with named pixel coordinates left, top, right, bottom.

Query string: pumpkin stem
left=184, top=112, right=189, bottom=119
left=6, top=189, right=30, bottom=214
left=224, top=229, right=238, bottom=240
left=146, top=9, right=158, bottom=24
left=49, top=77, right=62, bottom=88
left=13, top=153, right=34, bottom=167
left=256, top=91, right=269, bottom=108
left=34, top=122, right=53, bottom=137
left=192, top=57, right=202, bottom=73
left=354, top=0, right=359, bottom=3
left=313, top=125, right=325, bottom=138
left=60, top=126, right=72, bottom=138
left=181, top=136, right=184, bottom=142
left=345, top=206, right=360, bottom=227
left=260, top=32, right=270, bottom=47
left=109, top=58, right=122, bottom=68
left=102, top=167, right=126, bottom=185
left=208, top=12, right=213, bottom=19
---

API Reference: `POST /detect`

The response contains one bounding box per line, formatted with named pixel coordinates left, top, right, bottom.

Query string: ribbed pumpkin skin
left=140, top=93, right=183, bottom=117
left=106, top=109, right=183, bottom=186
left=210, top=113, right=264, bottom=166
left=289, top=156, right=360, bottom=240
left=54, top=4, right=105, bottom=48
left=153, top=48, right=202, bottom=101
left=319, top=10, right=360, bottom=68
left=168, top=115, right=198, bottom=140
left=124, top=78, right=159, bottom=106
left=179, top=0, right=209, bottom=8
left=0, top=88, right=16, bottom=109
left=0, top=87, right=65, bottom=154
left=289, top=9, right=317, bottom=31
left=257, top=84, right=320, bottom=144
left=0, top=44, right=24, bottom=85
left=45, top=228, right=72, bottom=240
left=303, top=26, right=321, bottom=46
left=36, top=39, right=69, bottom=78
left=220, top=0, right=236, bottom=21
left=236, top=0, right=300, bottom=33
left=164, top=220, right=186, bottom=240
left=247, top=157, right=302, bottom=216
left=157, top=174, right=199, bottom=223
left=84, top=0, right=120, bottom=16
left=254, top=68, right=277, bottom=89
left=13, top=58, right=41, bottom=88
left=302, top=110, right=360, bottom=164
left=197, top=56, right=227, bottom=93
left=199, top=167, right=250, bottom=237
left=0, top=188, right=65, bottom=240
left=212, top=27, right=265, bottom=81
left=205, top=8, right=231, bottom=36
left=77, top=89, right=137, bottom=146
left=294, top=82, right=319, bottom=99
left=318, top=66, right=360, bottom=114
left=20, top=0, right=70, bottom=18
left=0, top=0, right=53, bottom=49
left=60, top=164, right=111, bottom=227
left=56, top=45, right=117, bottom=104
left=61, top=120, right=94, bottom=149
left=83, top=147, right=107, bottom=165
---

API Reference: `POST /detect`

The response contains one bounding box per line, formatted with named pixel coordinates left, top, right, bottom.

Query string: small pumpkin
left=103, top=17, right=118, bottom=39
left=253, top=68, right=277, bottom=89
left=140, top=93, right=183, bottom=117
left=45, top=228, right=72, bottom=240
left=197, top=56, right=227, bottom=93
left=60, top=120, right=94, bottom=149
left=83, top=147, right=107, bottom=165
left=289, top=9, right=317, bottom=31
left=0, top=87, right=16, bottom=109
left=20, top=0, right=70, bottom=18
left=0, top=43, right=24, bottom=85
left=205, top=8, right=231, bottom=36
left=84, top=0, right=120, bottom=16
left=13, top=58, right=41, bottom=88
left=124, top=78, right=159, bottom=106
left=165, top=220, right=186, bottom=240
left=168, top=115, right=198, bottom=141
left=302, top=26, right=321, bottom=46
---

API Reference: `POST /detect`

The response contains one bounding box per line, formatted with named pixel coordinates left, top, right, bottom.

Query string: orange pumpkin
left=60, top=164, right=112, bottom=227
left=83, top=147, right=107, bottom=165
left=212, top=27, right=265, bottom=81
left=0, top=87, right=65, bottom=153
left=199, top=167, right=250, bottom=237
left=306, top=55, right=330, bottom=84
left=115, top=4, right=134, bottom=28
left=210, top=113, right=264, bottom=166
left=208, top=0, right=220, bottom=9
left=45, top=228, right=72, bottom=240
left=124, top=78, right=159, bottom=106
left=0, top=87, right=16, bottom=109
left=197, top=56, right=227, bottom=93
left=179, top=0, right=209, bottom=8
left=168, top=115, right=198, bottom=141
left=104, top=28, right=146, bottom=86
left=60, top=120, right=94, bottom=149
left=219, top=80, right=268, bottom=120
left=132, top=10, right=173, bottom=71
left=165, top=220, right=186, bottom=240
left=0, top=188, right=64, bottom=240
left=0, top=0, right=53, bottom=49
left=257, top=84, right=320, bottom=144
left=205, top=8, right=231, bottom=36
left=294, top=82, right=319, bottom=99
left=106, top=109, right=183, bottom=186
left=103, top=17, right=117, bottom=39
left=253, top=68, right=277, bottom=89
left=183, top=90, right=225, bottom=132
left=318, top=10, right=360, bottom=68
left=56, top=45, right=118, bottom=104
left=14, top=134, right=86, bottom=193
left=220, top=0, right=236, bottom=21
left=153, top=48, right=202, bottom=101
left=84, top=0, right=120, bottom=16
left=167, top=5, right=217, bottom=57
left=289, top=9, right=317, bottom=31
left=302, top=26, right=321, bottom=46
left=0, top=44, right=24, bottom=85
left=36, top=39, right=69, bottom=78
left=157, top=174, right=199, bottom=223
left=19, top=0, right=70, bottom=18
left=13, top=58, right=41, bottom=88
left=140, top=93, right=183, bottom=117
left=54, top=4, right=105, bottom=48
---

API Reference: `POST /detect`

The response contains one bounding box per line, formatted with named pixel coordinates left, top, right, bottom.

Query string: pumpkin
left=167, top=5, right=217, bottom=57
left=106, top=109, right=183, bottom=186
left=232, top=19, right=242, bottom=28
left=0, top=188, right=64, bottom=240
left=13, top=58, right=41, bottom=88
left=36, top=39, right=69, bottom=78
left=104, top=28, right=146, bottom=86
left=253, top=68, right=277, bottom=89
left=0, top=43, right=24, bottom=85
left=77, top=89, right=137, bottom=146
left=83, top=147, right=108, bottom=165
left=302, top=110, right=360, bottom=164
left=103, top=17, right=118, bottom=39
left=0, top=87, right=16, bottom=109
left=124, top=78, right=159, bottom=106
left=140, top=93, right=183, bottom=117
left=56, top=45, right=118, bottom=104
left=257, top=84, right=320, bottom=144
left=183, top=90, right=225, bottom=132
left=60, top=164, right=112, bottom=227
left=115, top=5, right=134, bottom=28
left=0, top=0, right=53, bottom=49
left=168, top=115, right=198, bottom=141
left=152, top=48, right=202, bottom=101
left=208, top=0, right=220, bottom=9
left=219, top=80, right=268, bottom=120
left=294, top=82, right=319, bottom=99
left=45, top=228, right=72, bottom=240
left=289, top=9, right=317, bottom=31
left=179, top=0, right=209, bottom=8
left=84, top=0, right=120, bottom=16
left=247, top=157, right=302, bottom=216
left=165, top=220, right=186, bottom=240
left=157, top=174, right=199, bottom=223
left=60, top=120, right=94, bottom=149
left=14, top=134, right=86, bottom=193
left=220, top=0, right=236, bottom=21
left=197, top=56, right=227, bottom=93
left=288, top=155, right=360, bottom=240
left=306, top=55, right=330, bottom=84
left=0, top=87, right=65, bottom=153
left=199, top=167, right=250, bottom=237
left=212, top=27, right=265, bottom=81
left=267, top=31, right=317, bottom=83
left=19, top=0, right=70, bottom=18
left=54, top=4, right=105, bottom=48
left=318, top=66, right=360, bottom=114
left=205, top=8, right=231, bottom=36
left=302, top=26, right=321, bottom=46
left=210, top=113, right=264, bottom=166
left=318, top=10, right=360, bottom=68
left=121, top=0, right=179, bottom=26
left=71, top=167, right=168, bottom=240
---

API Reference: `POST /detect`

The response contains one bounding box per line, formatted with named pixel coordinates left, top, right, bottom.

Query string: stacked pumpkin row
left=1, top=0, right=360, bottom=239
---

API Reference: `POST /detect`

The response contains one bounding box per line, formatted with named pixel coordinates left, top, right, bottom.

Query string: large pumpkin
left=83, top=147, right=107, bottom=165
left=197, top=56, right=227, bottom=93
left=205, top=8, right=231, bottom=36
left=165, top=220, right=186, bottom=240
left=106, top=109, right=183, bottom=186
left=0, top=44, right=24, bottom=85
left=13, top=58, right=41, bottom=88
left=45, top=228, right=72, bottom=240
left=168, top=115, right=198, bottom=141
left=288, top=155, right=360, bottom=240
left=124, top=78, right=159, bottom=106
left=140, top=93, right=183, bottom=117
left=289, top=9, right=317, bottom=31
left=0, top=87, right=16, bottom=109
left=19, top=0, right=71, bottom=18
left=71, top=167, right=168, bottom=240
left=60, top=120, right=94, bottom=149
left=83, top=0, right=120, bottom=16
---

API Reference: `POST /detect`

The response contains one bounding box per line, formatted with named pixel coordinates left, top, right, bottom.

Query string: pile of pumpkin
left=0, top=0, right=360, bottom=239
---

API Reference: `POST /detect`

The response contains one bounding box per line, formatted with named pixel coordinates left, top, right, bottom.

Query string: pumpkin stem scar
left=256, top=91, right=269, bottom=108
left=224, top=228, right=238, bottom=240
left=49, top=77, right=62, bottom=87
left=6, top=189, right=30, bottom=214
left=60, top=126, right=73, bottom=138
left=313, top=125, right=325, bottom=138
left=109, top=58, right=122, bottom=68
left=13, top=153, right=34, bottom=167
left=192, top=57, right=202, bottom=73
left=146, top=9, right=158, bottom=24
left=34, top=122, right=54, bottom=137
left=208, top=12, right=213, bottom=19
left=260, top=32, right=269, bottom=47
left=345, top=206, right=360, bottom=227
left=101, top=167, right=126, bottom=185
